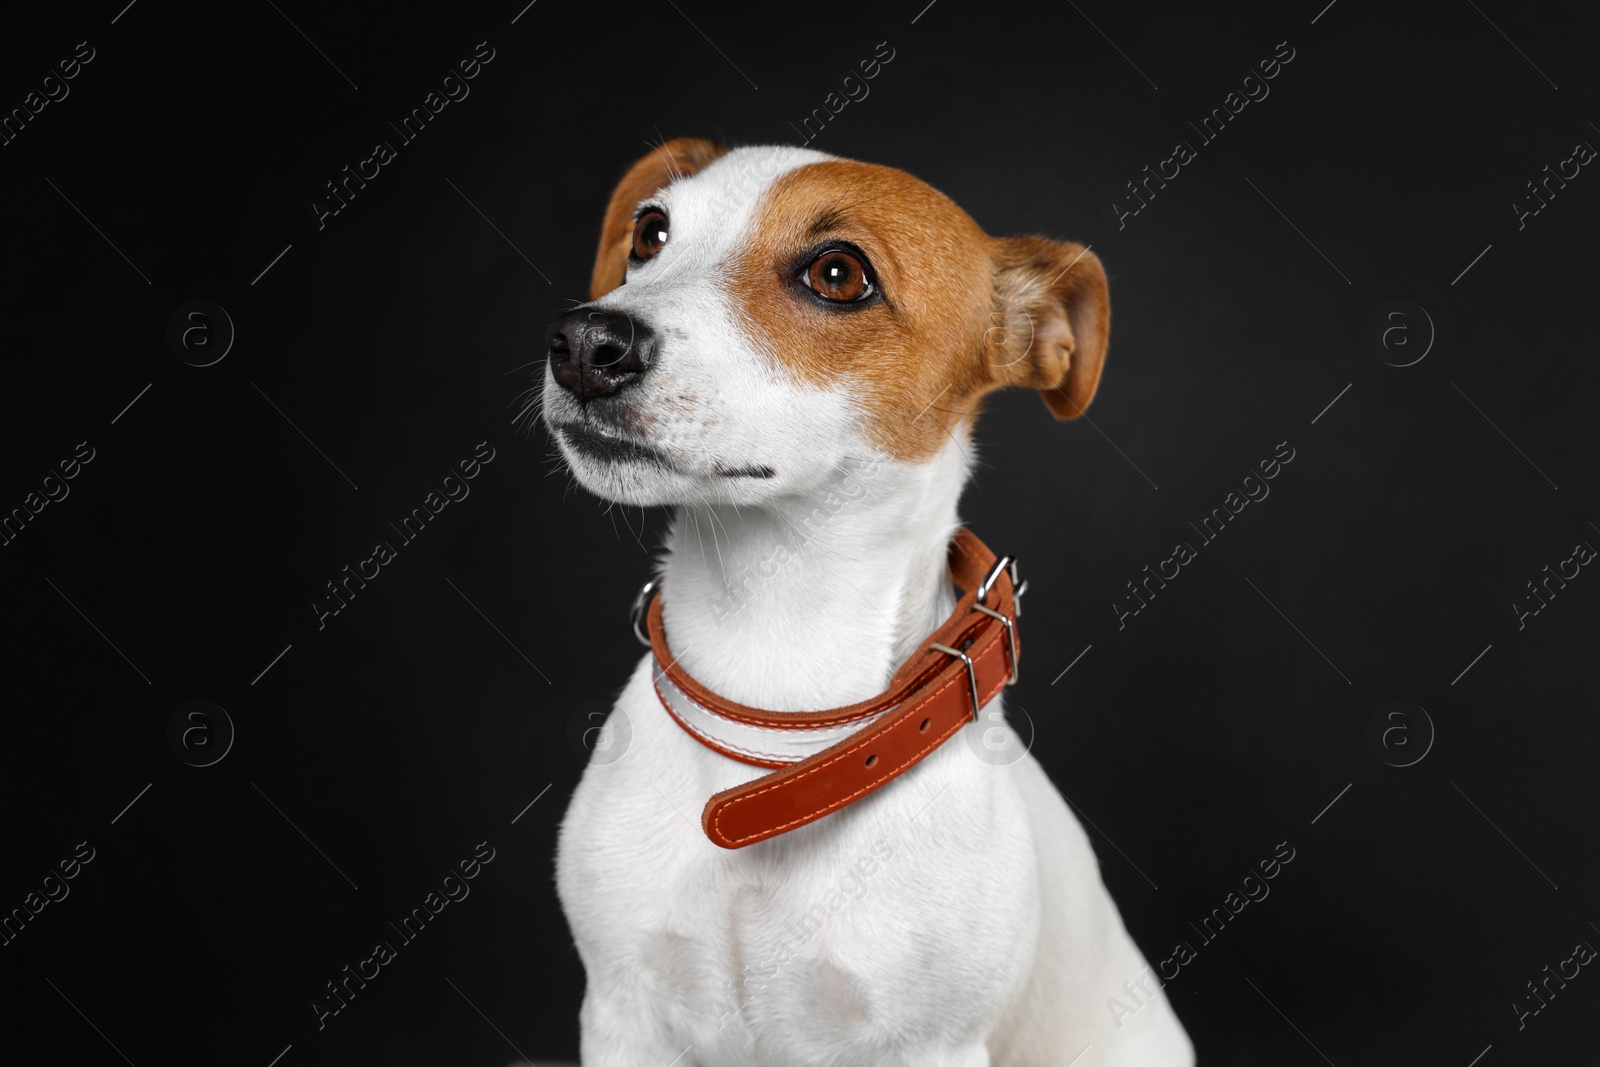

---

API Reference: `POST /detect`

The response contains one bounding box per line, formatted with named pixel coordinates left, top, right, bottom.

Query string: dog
left=545, top=138, right=1193, bottom=1067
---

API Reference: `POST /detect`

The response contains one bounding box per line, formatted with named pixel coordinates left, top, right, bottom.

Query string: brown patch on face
left=590, top=137, right=727, bottom=300
left=728, top=160, right=994, bottom=460
left=727, top=159, right=1110, bottom=460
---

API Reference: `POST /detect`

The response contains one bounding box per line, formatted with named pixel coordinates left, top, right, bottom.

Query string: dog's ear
left=589, top=137, right=727, bottom=300
left=987, top=236, right=1110, bottom=420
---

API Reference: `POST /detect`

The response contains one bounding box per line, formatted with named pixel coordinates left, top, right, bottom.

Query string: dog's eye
left=631, top=210, right=669, bottom=262
left=803, top=250, right=873, bottom=303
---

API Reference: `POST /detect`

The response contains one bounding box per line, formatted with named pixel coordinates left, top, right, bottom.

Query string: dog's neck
left=658, top=437, right=970, bottom=712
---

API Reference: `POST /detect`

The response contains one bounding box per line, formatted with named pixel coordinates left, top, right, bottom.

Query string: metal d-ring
left=629, top=579, right=657, bottom=648
left=929, top=641, right=981, bottom=720
left=976, top=554, right=1026, bottom=617
left=975, top=555, right=1013, bottom=606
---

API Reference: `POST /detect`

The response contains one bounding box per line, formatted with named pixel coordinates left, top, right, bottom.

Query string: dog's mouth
left=556, top=420, right=673, bottom=467
left=555, top=419, right=778, bottom=482
left=716, top=464, right=777, bottom=479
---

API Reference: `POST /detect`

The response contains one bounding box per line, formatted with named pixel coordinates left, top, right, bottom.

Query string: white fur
left=548, top=147, right=1193, bottom=1066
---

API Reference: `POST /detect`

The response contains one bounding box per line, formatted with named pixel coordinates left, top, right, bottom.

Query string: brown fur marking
left=728, top=159, right=1109, bottom=459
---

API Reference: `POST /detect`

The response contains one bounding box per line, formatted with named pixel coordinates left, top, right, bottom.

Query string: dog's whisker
left=689, top=508, right=711, bottom=580
left=647, top=137, right=686, bottom=183
left=692, top=495, right=731, bottom=589
left=617, top=500, right=647, bottom=552
left=689, top=504, right=726, bottom=593
left=650, top=125, right=685, bottom=182
left=703, top=505, right=735, bottom=555
left=930, top=418, right=971, bottom=464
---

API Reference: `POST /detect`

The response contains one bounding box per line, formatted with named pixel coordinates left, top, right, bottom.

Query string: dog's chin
left=552, top=426, right=781, bottom=508
left=561, top=449, right=688, bottom=507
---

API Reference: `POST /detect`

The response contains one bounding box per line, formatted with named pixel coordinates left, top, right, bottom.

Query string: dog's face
left=541, top=139, right=1110, bottom=507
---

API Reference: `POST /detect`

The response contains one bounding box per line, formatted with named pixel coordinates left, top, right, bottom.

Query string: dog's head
left=542, top=138, right=1109, bottom=506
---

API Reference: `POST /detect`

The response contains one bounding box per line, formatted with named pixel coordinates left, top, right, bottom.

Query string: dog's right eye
left=803, top=249, right=874, bottom=304
left=631, top=210, right=669, bottom=262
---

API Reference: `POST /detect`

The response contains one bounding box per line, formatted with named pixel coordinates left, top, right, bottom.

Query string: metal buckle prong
left=629, top=579, right=657, bottom=648
left=929, top=642, right=981, bottom=721
left=972, top=603, right=1019, bottom=685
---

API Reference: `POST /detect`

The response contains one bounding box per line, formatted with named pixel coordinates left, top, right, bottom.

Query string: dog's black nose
left=546, top=309, right=656, bottom=401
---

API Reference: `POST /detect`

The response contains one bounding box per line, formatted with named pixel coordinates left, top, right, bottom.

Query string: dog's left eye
left=631, top=210, right=669, bottom=262
left=804, top=250, right=873, bottom=303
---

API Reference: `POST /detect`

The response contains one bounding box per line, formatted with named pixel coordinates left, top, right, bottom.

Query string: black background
left=3, top=0, right=1598, bottom=1064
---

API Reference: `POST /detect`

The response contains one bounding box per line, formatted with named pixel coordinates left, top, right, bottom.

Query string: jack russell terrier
left=544, top=138, right=1193, bottom=1066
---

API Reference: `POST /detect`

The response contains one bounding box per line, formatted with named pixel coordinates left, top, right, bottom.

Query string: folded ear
left=589, top=137, right=727, bottom=300
left=987, top=236, right=1110, bottom=420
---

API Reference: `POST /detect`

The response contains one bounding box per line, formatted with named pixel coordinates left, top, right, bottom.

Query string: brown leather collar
left=640, top=528, right=1023, bottom=849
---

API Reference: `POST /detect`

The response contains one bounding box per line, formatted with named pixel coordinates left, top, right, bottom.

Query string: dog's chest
left=555, top=657, right=1040, bottom=1060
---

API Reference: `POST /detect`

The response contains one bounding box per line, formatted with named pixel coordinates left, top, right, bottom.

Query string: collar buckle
left=974, top=555, right=1022, bottom=686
